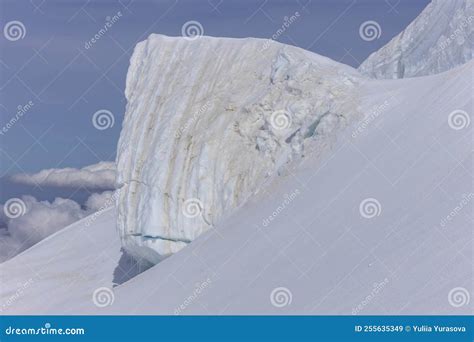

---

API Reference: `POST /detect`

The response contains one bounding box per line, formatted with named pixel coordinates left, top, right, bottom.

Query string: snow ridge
left=359, top=0, right=473, bottom=79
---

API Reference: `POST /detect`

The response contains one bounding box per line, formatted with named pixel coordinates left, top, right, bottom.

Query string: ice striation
left=116, top=35, right=361, bottom=263
left=359, top=0, right=473, bottom=79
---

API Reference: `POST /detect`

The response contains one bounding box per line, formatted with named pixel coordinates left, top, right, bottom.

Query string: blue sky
left=0, top=0, right=430, bottom=177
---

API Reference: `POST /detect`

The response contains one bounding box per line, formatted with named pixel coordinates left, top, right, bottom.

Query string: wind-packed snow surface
left=117, top=35, right=361, bottom=263
left=359, top=0, right=473, bottom=78
left=105, top=60, right=474, bottom=315
left=1, top=49, right=472, bottom=316
left=0, top=208, right=137, bottom=313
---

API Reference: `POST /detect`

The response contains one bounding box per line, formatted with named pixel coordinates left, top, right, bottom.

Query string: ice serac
left=116, top=34, right=360, bottom=263
left=359, top=0, right=473, bottom=79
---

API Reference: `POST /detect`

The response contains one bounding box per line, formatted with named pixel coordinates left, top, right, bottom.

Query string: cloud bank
left=0, top=191, right=116, bottom=262
left=10, top=161, right=116, bottom=189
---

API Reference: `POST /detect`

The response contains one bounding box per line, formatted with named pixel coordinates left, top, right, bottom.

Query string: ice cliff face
left=116, top=35, right=360, bottom=263
left=359, top=0, right=473, bottom=78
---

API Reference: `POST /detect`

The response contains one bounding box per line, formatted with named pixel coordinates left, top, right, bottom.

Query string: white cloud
left=0, top=190, right=117, bottom=262
left=10, top=161, right=116, bottom=189
left=7, top=196, right=85, bottom=249
left=84, top=190, right=116, bottom=212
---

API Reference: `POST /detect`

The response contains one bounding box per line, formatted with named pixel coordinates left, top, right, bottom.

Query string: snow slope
left=0, top=30, right=474, bottom=314
left=0, top=208, right=142, bottom=314
left=3, top=59, right=470, bottom=315
left=96, top=60, right=473, bottom=315
left=359, top=0, right=473, bottom=78
left=105, top=60, right=473, bottom=315
left=117, top=35, right=362, bottom=263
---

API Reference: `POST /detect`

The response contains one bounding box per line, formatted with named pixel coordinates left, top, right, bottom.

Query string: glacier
left=116, top=35, right=363, bottom=263
left=1, top=0, right=472, bottom=315
left=359, top=0, right=473, bottom=79
left=106, top=59, right=474, bottom=315
left=1, top=59, right=471, bottom=314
